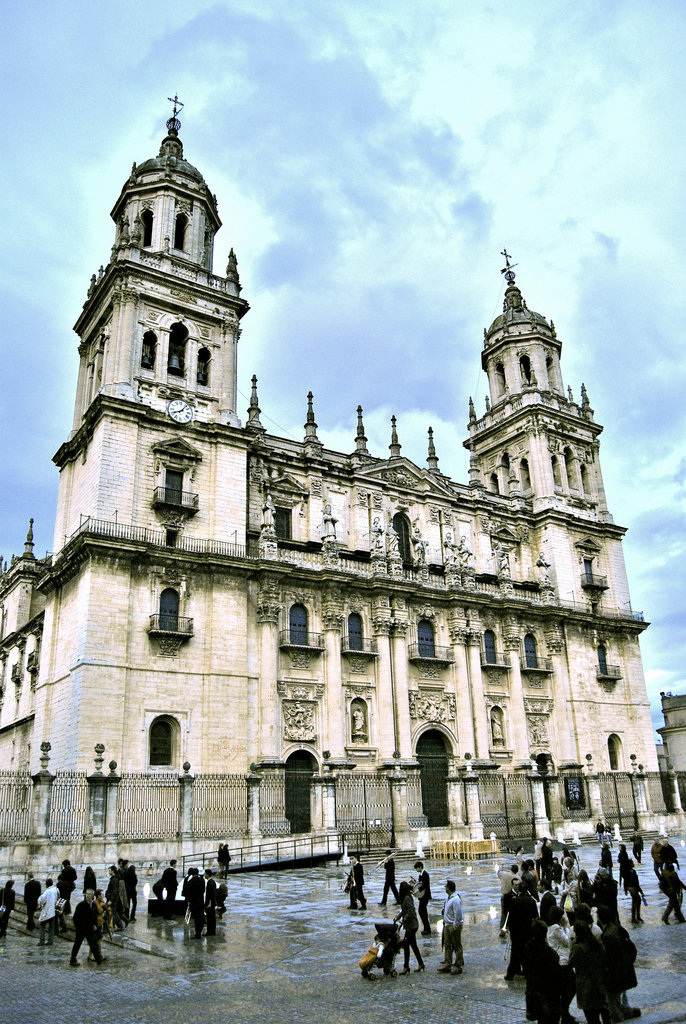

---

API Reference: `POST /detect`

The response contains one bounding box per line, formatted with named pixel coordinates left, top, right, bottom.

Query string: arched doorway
left=416, top=730, right=450, bottom=827
left=284, top=751, right=316, bottom=834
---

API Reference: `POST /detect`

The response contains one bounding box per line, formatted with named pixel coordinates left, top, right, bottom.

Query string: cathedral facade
left=0, top=116, right=669, bottom=857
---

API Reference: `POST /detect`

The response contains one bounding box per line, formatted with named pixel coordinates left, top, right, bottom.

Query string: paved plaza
left=3, top=840, right=686, bottom=1024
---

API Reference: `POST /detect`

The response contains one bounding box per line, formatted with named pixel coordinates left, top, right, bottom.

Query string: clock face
left=167, top=399, right=194, bottom=424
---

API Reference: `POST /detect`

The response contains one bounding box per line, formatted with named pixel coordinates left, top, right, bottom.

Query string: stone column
left=178, top=763, right=194, bottom=840
left=448, top=625, right=476, bottom=757
left=88, top=743, right=108, bottom=837
left=503, top=627, right=531, bottom=764
left=30, top=741, right=54, bottom=841
left=584, top=757, right=604, bottom=823
left=462, top=762, right=484, bottom=839
left=389, top=767, right=411, bottom=849
left=256, top=583, right=281, bottom=762
left=322, top=604, right=346, bottom=760
left=246, top=771, right=263, bottom=841
left=311, top=775, right=324, bottom=831
left=390, top=618, right=412, bottom=760
left=630, top=768, right=651, bottom=829
left=664, top=765, right=683, bottom=814
left=546, top=630, right=577, bottom=764
left=446, top=765, right=466, bottom=829
left=529, top=769, right=551, bottom=836
left=321, top=772, right=337, bottom=833
left=373, top=608, right=397, bottom=760
left=466, top=632, right=492, bottom=760
left=105, top=762, right=120, bottom=838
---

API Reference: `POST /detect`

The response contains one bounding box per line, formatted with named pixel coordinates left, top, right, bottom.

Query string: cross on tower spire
left=500, top=248, right=518, bottom=286
left=166, top=94, right=184, bottom=134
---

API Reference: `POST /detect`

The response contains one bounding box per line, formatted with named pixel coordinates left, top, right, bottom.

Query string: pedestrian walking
left=499, top=864, right=519, bottom=933
left=546, top=905, right=576, bottom=1024
left=36, top=877, right=59, bottom=946
left=631, top=831, right=643, bottom=865
left=217, top=843, right=231, bottom=878
left=69, top=889, right=105, bottom=966
left=90, top=889, right=107, bottom=961
left=83, top=866, right=97, bottom=894
left=413, top=860, right=432, bottom=934
left=504, top=879, right=539, bottom=981
left=185, top=867, right=205, bottom=938
left=596, top=821, right=606, bottom=845
left=24, top=873, right=41, bottom=931
left=592, top=867, right=619, bottom=923
left=569, top=919, right=611, bottom=1024
left=125, top=863, right=138, bottom=921
left=625, top=860, right=645, bottom=924
left=349, top=854, right=367, bottom=909
left=378, top=850, right=400, bottom=906
left=617, top=844, right=630, bottom=894
left=522, top=919, right=561, bottom=1024
left=437, top=880, right=463, bottom=975
left=660, top=861, right=686, bottom=924
left=596, top=904, right=640, bottom=1020
left=105, top=865, right=126, bottom=930
left=396, top=880, right=425, bottom=973
left=204, top=869, right=217, bottom=936
left=600, top=843, right=613, bottom=877
left=161, top=859, right=178, bottom=920
left=0, top=880, right=16, bottom=937
left=650, top=836, right=665, bottom=882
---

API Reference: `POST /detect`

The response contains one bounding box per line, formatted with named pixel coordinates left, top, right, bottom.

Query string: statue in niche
left=351, top=701, right=368, bottom=742
left=262, top=492, right=275, bottom=530
left=371, top=517, right=385, bottom=557
left=386, top=520, right=400, bottom=558
left=443, top=531, right=457, bottom=566
left=536, top=551, right=551, bottom=585
left=412, top=520, right=426, bottom=565
left=494, top=542, right=510, bottom=575
left=322, top=502, right=337, bottom=540
left=490, top=708, right=505, bottom=746
left=457, top=535, right=473, bottom=570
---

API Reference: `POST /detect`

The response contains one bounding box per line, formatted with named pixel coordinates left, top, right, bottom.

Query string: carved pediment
left=355, top=458, right=456, bottom=499
left=574, top=536, right=602, bottom=554
left=268, top=471, right=309, bottom=503
left=152, top=437, right=203, bottom=463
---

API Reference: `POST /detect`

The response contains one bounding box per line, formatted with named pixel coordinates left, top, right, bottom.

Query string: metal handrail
left=148, top=613, right=194, bottom=635
left=278, top=630, right=325, bottom=649
left=152, top=486, right=199, bottom=509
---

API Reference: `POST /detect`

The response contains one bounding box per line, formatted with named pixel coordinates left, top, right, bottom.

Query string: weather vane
left=500, top=248, right=518, bottom=285
left=167, top=94, right=184, bottom=134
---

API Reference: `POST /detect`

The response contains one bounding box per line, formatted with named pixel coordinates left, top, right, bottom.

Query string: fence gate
left=191, top=774, right=248, bottom=838
left=597, top=772, right=638, bottom=831
left=0, top=770, right=32, bottom=841
left=116, top=772, right=179, bottom=839
left=335, top=771, right=393, bottom=851
left=49, top=771, right=90, bottom=841
left=476, top=772, right=535, bottom=842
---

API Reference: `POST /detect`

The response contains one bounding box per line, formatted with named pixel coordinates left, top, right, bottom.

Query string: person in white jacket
left=37, top=878, right=59, bottom=947
left=437, top=880, right=464, bottom=975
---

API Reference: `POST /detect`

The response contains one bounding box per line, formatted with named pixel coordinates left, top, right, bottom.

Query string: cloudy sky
left=1, top=1, right=684, bottom=735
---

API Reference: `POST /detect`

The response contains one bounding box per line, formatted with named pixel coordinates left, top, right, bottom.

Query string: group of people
left=152, top=857, right=228, bottom=934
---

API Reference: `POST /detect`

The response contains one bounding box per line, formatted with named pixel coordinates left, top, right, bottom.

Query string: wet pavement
left=3, top=840, right=686, bottom=1024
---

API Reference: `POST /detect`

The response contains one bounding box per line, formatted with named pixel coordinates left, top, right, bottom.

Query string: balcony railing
left=278, top=630, right=325, bottom=651
left=481, top=651, right=510, bottom=669
left=408, top=643, right=455, bottom=664
left=580, top=572, right=608, bottom=590
left=341, top=636, right=378, bottom=657
left=520, top=656, right=553, bottom=673
left=152, top=487, right=199, bottom=514
left=597, top=664, right=622, bottom=680
left=148, top=614, right=194, bottom=637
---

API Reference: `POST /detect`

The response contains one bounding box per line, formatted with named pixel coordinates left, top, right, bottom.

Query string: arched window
left=392, top=513, right=412, bottom=563
left=524, top=633, right=538, bottom=669
left=490, top=473, right=500, bottom=495
left=520, top=458, right=532, bottom=492
left=168, top=322, right=187, bottom=376
left=501, top=453, right=511, bottom=495
left=141, top=330, right=157, bottom=369
left=417, top=619, right=435, bottom=658
left=159, top=588, right=179, bottom=631
left=289, top=604, right=308, bottom=645
left=142, top=209, right=154, bottom=247
left=483, top=629, right=497, bottom=664
left=494, top=362, right=506, bottom=398
left=580, top=463, right=590, bottom=497
left=197, top=347, right=211, bottom=386
left=347, top=612, right=363, bottom=651
left=551, top=455, right=562, bottom=490
left=174, top=213, right=188, bottom=251
left=564, top=447, right=578, bottom=490
left=598, top=643, right=608, bottom=675
left=519, top=354, right=532, bottom=385
left=608, top=733, right=622, bottom=771
left=545, top=354, right=555, bottom=390
left=149, top=716, right=177, bottom=766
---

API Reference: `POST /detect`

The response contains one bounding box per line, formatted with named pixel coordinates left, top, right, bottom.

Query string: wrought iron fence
left=559, top=775, right=589, bottom=821
left=0, top=770, right=32, bottom=840
left=597, top=772, right=637, bottom=831
left=117, top=772, right=179, bottom=839
left=259, top=770, right=290, bottom=836
left=476, top=772, right=535, bottom=841
left=406, top=769, right=428, bottom=828
left=191, top=774, right=248, bottom=838
left=643, top=771, right=668, bottom=814
left=335, top=771, right=393, bottom=849
left=49, top=771, right=90, bottom=841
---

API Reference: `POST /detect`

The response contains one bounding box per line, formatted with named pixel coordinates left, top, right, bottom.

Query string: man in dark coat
left=522, top=919, right=561, bottom=1024
left=125, top=863, right=138, bottom=922
left=70, top=890, right=104, bottom=966
left=185, top=868, right=206, bottom=938
left=378, top=850, right=400, bottom=906
left=349, top=855, right=367, bottom=910
left=592, top=867, right=619, bottom=923
left=24, top=873, right=41, bottom=931
left=504, top=880, right=539, bottom=981
left=660, top=861, right=686, bottom=924
left=414, top=861, right=432, bottom=934
left=597, top=904, right=640, bottom=1020
left=161, top=860, right=178, bottom=920
left=204, top=869, right=217, bottom=936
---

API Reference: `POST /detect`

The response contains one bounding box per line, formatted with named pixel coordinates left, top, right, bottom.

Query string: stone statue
left=443, top=531, right=457, bottom=566
left=386, top=521, right=400, bottom=558
left=412, top=520, right=426, bottom=565
left=322, top=502, right=337, bottom=540
left=494, top=542, right=510, bottom=575
left=262, top=492, right=275, bottom=530
left=351, top=703, right=367, bottom=741
left=371, top=517, right=385, bottom=557
left=536, top=551, right=551, bottom=584
left=457, top=535, right=473, bottom=570
left=491, top=711, right=504, bottom=745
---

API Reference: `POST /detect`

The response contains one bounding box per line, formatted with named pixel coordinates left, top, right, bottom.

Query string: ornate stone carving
left=290, top=650, right=313, bottom=670
left=283, top=700, right=316, bottom=742
left=418, top=662, right=442, bottom=679
left=408, top=690, right=456, bottom=723
left=527, top=715, right=549, bottom=748
left=524, top=697, right=554, bottom=714
left=347, top=656, right=370, bottom=674
left=159, top=637, right=182, bottom=657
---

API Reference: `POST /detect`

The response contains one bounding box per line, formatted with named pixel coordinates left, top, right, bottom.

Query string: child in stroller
left=359, top=920, right=403, bottom=979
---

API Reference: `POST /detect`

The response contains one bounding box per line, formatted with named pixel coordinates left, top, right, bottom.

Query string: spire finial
left=427, top=427, right=439, bottom=472
left=166, top=94, right=184, bottom=135
left=24, top=517, right=35, bottom=559
left=500, top=248, right=518, bottom=286
left=389, top=415, right=402, bottom=459
left=246, top=374, right=265, bottom=432
left=304, top=391, right=320, bottom=443
left=354, top=405, right=369, bottom=456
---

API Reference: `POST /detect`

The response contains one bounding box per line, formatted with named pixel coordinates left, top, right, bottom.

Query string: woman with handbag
left=396, top=881, right=425, bottom=974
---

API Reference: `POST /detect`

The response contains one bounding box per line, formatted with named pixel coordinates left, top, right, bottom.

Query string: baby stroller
left=359, top=921, right=403, bottom=980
